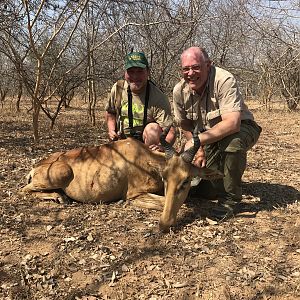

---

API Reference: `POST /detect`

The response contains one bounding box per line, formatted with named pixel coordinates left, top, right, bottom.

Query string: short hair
left=181, top=46, right=211, bottom=63
left=197, top=47, right=210, bottom=62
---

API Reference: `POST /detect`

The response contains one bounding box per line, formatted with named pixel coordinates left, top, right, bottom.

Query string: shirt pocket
left=206, top=109, right=222, bottom=127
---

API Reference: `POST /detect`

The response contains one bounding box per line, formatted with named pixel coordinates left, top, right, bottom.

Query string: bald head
left=181, top=47, right=210, bottom=65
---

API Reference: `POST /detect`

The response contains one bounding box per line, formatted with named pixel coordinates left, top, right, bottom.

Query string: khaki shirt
left=173, top=66, right=254, bottom=131
left=106, top=80, right=173, bottom=133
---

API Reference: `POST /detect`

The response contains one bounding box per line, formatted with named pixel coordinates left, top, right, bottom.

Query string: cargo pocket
left=240, top=120, right=262, bottom=151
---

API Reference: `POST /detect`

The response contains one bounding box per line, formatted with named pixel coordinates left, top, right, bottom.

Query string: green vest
left=120, top=100, right=144, bottom=130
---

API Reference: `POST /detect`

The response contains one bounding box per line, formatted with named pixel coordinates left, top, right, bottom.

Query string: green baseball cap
left=125, top=52, right=149, bottom=69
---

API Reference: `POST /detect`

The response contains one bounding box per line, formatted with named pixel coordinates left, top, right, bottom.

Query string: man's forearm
left=199, top=114, right=241, bottom=146
left=105, top=112, right=117, bottom=131
left=165, top=126, right=177, bottom=145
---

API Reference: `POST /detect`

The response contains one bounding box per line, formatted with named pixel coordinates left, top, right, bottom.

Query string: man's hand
left=149, top=144, right=164, bottom=152
left=185, top=139, right=206, bottom=168
left=193, top=147, right=206, bottom=168
left=108, top=129, right=119, bottom=141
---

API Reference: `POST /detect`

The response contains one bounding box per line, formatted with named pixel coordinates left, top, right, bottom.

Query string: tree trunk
left=32, top=98, right=40, bottom=143
left=16, top=80, right=23, bottom=112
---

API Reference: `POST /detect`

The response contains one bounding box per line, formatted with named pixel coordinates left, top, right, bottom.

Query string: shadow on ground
left=176, top=181, right=300, bottom=231
left=243, top=181, right=299, bottom=209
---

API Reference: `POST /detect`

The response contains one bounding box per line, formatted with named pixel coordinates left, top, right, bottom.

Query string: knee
left=219, top=136, right=245, bottom=152
left=220, top=131, right=258, bottom=152
left=143, top=123, right=162, bottom=146
left=224, top=151, right=247, bottom=173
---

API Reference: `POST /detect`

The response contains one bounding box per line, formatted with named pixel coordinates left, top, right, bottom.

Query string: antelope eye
left=183, top=178, right=190, bottom=185
left=179, top=178, right=190, bottom=190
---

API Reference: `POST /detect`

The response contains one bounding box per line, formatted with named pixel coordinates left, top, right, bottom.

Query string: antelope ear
left=191, top=166, right=224, bottom=180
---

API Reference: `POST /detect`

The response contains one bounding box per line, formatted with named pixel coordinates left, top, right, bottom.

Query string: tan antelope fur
left=22, top=129, right=223, bottom=232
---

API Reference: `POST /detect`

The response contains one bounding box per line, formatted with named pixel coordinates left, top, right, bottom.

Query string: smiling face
left=181, top=47, right=211, bottom=94
left=125, top=67, right=149, bottom=93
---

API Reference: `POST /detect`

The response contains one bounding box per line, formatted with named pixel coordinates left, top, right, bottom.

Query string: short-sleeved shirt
left=106, top=80, right=173, bottom=133
left=173, top=66, right=254, bottom=131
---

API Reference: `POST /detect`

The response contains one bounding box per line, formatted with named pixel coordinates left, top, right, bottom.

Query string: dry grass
left=0, top=99, right=299, bottom=300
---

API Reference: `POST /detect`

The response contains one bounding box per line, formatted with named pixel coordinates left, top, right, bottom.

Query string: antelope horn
left=181, top=125, right=201, bottom=163
left=160, top=125, right=176, bottom=160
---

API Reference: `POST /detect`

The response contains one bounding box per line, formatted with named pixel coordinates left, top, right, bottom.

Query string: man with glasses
left=173, top=46, right=262, bottom=218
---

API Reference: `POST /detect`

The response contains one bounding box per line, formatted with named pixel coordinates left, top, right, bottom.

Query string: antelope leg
left=130, top=193, right=165, bottom=211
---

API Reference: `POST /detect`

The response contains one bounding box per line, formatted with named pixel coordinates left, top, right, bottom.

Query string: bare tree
left=279, top=47, right=300, bottom=109
left=0, top=0, right=89, bottom=142
left=0, top=0, right=299, bottom=147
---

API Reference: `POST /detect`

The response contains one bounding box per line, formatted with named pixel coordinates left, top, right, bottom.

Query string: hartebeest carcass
left=22, top=128, right=223, bottom=232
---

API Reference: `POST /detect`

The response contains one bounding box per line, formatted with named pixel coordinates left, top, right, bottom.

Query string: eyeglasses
left=181, top=64, right=202, bottom=74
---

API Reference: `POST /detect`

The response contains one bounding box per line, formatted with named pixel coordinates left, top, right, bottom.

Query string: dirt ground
left=0, top=99, right=299, bottom=300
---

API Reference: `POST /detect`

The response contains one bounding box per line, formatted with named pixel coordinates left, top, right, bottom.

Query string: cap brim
left=125, top=61, right=147, bottom=70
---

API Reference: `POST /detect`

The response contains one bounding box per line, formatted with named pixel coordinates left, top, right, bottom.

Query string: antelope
left=21, top=127, right=223, bottom=232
